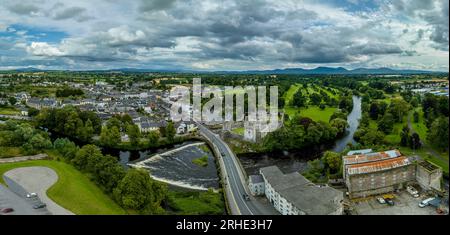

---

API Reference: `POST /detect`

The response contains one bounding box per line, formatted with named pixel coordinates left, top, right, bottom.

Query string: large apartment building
left=255, top=166, right=343, bottom=215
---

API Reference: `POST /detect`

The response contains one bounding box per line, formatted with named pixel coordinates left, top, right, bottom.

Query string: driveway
left=3, top=167, right=74, bottom=215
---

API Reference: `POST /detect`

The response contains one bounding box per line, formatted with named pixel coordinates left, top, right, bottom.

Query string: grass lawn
left=0, top=146, right=23, bottom=158
left=231, top=127, right=244, bottom=135
left=283, top=84, right=338, bottom=122
left=384, top=117, right=408, bottom=145
left=0, top=107, right=20, bottom=115
left=399, top=147, right=449, bottom=175
left=167, top=189, right=225, bottom=215
left=285, top=106, right=336, bottom=122
left=0, top=160, right=126, bottom=215
left=283, top=84, right=301, bottom=106
left=410, top=108, right=428, bottom=143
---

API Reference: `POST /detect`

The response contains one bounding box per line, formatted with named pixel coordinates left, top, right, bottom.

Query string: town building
left=248, top=174, right=265, bottom=196
left=257, top=166, right=344, bottom=215
left=416, top=161, right=443, bottom=192
left=343, top=149, right=416, bottom=198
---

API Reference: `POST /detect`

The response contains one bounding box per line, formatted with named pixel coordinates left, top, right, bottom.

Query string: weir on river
left=128, top=142, right=220, bottom=191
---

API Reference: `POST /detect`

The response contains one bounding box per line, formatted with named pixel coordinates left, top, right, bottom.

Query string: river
left=331, top=95, right=362, bottom=152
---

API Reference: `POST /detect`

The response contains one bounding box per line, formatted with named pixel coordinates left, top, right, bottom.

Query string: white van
left=419, top=197, right=435, bottom=208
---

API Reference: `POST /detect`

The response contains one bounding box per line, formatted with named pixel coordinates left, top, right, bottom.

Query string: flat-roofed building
left=416, top=161, right=443, bottom=192
left=259, top=166, right=343, bottom=215
left=248, top=175, right=265, bottom=196
left=343, top=149, right=416, bottom=198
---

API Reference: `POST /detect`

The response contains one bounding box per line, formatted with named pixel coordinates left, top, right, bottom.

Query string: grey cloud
left=52, top=7, right=87, bottom=20
left=7, top=3, right=40, bottom=15
left=139, top=0, right=177, bottom=12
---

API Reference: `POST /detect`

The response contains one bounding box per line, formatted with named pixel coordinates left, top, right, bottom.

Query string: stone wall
left=347, top=164, right=416, bottom=198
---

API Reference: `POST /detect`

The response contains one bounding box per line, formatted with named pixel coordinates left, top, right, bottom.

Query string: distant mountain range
left=214, top=67, right=445, bottom=75
left=8, top=66, right=447, bottom=75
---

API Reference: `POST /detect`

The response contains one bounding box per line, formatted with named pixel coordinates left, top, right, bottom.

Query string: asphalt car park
left=0, top=184, right=49, bottom=215
left=350, top=191, right=440, bottom=215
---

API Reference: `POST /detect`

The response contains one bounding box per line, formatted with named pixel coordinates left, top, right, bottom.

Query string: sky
left=0, top=0, right=448, bottom=71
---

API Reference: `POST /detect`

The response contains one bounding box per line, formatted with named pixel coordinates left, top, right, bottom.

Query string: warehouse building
left=257, top=166, right=344, bottom=215
left=343, top=149, right=416, bottom=198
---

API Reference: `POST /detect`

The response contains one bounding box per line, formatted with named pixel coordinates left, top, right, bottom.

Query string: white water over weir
left=128, top=142, right=219, bottom=191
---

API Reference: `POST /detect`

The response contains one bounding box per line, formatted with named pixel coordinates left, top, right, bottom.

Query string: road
left=197, top=124, right=277, bottom=215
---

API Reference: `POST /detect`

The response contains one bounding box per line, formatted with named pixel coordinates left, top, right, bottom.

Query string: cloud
left=0, top=0, right=447, bottom=71
left=52, top=6, right=88, bottom=21
left=7, top=3, right=40, bottom=15
left=26, top=42, right=64, bottom=56
left=139, top=0, right=177, bottom=12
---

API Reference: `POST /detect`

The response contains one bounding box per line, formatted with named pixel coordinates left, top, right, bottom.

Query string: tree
left=100, top=126, right=121, bottom=147
left=28, top=134, right=52, bottom=151
left=413, top=111, right=419, bottom=123
left=53, top=138, right=78, bottom=160
left=148, top=131, right=160, bottom=147
left=8, top=97, right=17, bottom=106
left=93, top=155, right=126, bottom=193
left=400, top=126, right=410, bottom=147
left=72, top=144, right=102, bottom=171
left=166, top=121, right=176, bottom=143
left=427, top=117, right=449, bottom=150
left=409, top=133, right=421, bottom=150
left=330, top=118, right=348, bottom=136
left=388, top=98, right=410, bottom=122
left=106, top=117, right=122, bottom=131
left=113, top=169, right=167, bottom=214
left=323, top=151, right=341, bottom=174
left=126, top=124, right=141, bottom=146
left=80, top=119, right=94, bottom=142
left=292, top=90, right=306, bottom=107
left=378, top=113, right=394, bottom=134
left=309, top=93, right=322, bottom=105
left=110, top=126, right=121, bottom=146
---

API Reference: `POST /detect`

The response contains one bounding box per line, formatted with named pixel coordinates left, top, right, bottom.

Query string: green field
left=283, top=84, right=301, bottom=106
left=283, top=84, right=338, bottom=122
left=167, top=190, right=225, bottom=215
left=284, top=106, right=336, bottom=122
left=0, top=107, right=20, bottom=115
left=0, top=160, right=126, bottom=215
left=384, top=116, right=408, bottom=145
left=410, top=108, right=428, bottom=142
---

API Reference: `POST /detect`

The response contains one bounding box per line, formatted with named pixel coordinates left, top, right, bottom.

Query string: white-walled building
left=248, top=175, right=265, bottom=196
left=259, top=166, right=344, bottom=215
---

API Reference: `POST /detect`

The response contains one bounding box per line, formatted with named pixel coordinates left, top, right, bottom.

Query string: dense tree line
left=54, top=139, right=167, bottom=214
left=55, top=87, right=84, bottom=98
left=35, top=106, right=101, bottom=142
left=261, top=116, right=343, bottom=152
left=0, top=120, right=52, bottom=155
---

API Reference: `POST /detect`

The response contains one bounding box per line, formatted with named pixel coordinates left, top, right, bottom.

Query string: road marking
left=201, top=126, right=253, bottom=215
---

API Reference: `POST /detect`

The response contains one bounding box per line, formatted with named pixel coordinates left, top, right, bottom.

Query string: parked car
left=385, top=198, right=395, bottom=206
left=1, top=208, right=14, bottom=213
left=26, top=193, right=37, bottom=198
left=377, top=197, right=386, bottom=204
left=406, top=186, right=419, bottom=198
left=33, top=203, right=46, bottom=209
left=419, top=197, right=435, bottom=208
left=242, top=194, right=250, bottom=201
